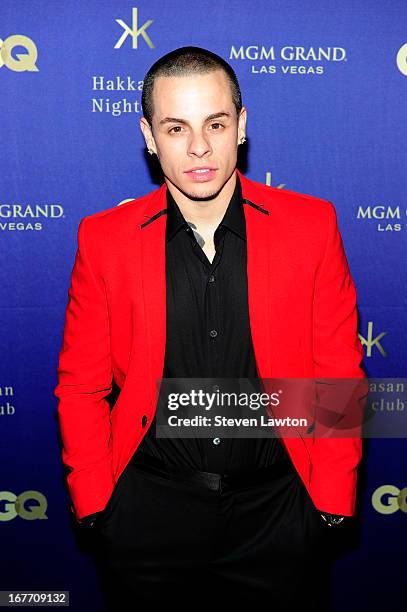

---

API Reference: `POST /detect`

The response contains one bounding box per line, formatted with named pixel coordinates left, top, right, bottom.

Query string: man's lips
left=184, top=167, right=218, bottom=173
left=184, top=167, right=218, bottom=182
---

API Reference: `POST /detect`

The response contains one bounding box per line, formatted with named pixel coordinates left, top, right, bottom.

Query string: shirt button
left=213, top=438, right=221, bottom=445
left=208, top=275, right=215, bottom=283
left=209, top=329, right=218, bottom=338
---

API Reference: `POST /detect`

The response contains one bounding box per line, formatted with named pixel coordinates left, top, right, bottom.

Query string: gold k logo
left=265, top=171, right=285, bottom=190
left=115, top=7, right=154, bottom=49
left=359, top=321, right=387, bottom=357
left=0, top=35, right=39, bottom=71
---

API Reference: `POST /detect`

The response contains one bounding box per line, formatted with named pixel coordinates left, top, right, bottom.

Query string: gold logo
left=265, top=171, right=285, bottom=190
left=359, top=322, right=386, bottom=358
left=372, top=485, right=407, bottom=514
left=0, top=490, right=47, bottom=521
left=117, top=198, right=136, bottom=206
left=0, top=35, right=39, bottom=72
left=396, top=43, right=407, bottom=76
left=115, top=7, right=154, bottom=49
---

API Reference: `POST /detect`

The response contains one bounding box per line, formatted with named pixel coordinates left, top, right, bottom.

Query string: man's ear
left=140, top=117, right=157, bottom=155
left=237, top=106, right=247, bottom=144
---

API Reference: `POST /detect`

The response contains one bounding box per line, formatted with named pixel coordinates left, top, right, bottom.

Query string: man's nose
left=187, top=132, right=212, bottom=157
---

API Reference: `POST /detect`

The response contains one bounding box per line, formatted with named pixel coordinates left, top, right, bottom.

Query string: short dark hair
left=141, top=46, right=242, bottom=126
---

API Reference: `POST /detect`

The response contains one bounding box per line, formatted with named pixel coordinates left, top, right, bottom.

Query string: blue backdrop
left=1, top=1, right=406, bottom=610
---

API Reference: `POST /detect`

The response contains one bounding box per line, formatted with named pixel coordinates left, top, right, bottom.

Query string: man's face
left=140, top=69, right=246, bottom=200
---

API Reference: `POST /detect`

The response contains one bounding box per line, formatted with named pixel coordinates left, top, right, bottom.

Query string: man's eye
left=168, top=123, right=223, bottom=134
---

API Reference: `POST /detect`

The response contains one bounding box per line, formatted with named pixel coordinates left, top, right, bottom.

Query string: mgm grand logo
left=0, top=203, right=64, bottom=231
left=229, top=45, right=347, bottom=75
left=356, top=205, right=406, bottom=232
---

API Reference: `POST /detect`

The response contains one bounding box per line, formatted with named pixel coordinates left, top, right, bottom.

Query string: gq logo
left=372, top=485, right=407, bottom=514
left=396, top=43, right=407, bottom=76
left=0, top=490, right=48, bottom=521
left=0, top=35, right=39, bottom=71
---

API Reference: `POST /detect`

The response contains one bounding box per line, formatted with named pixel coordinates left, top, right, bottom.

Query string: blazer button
left=142, top=415, right=148, bottom=427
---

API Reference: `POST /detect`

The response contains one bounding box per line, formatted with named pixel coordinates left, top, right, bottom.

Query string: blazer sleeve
left=308, top=201, right=368, bottom=516
left=54, top=216, right=115, bottom=521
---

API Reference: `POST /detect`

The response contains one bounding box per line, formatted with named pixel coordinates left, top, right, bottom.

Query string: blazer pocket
left=96, top=466, right=129, bottom=529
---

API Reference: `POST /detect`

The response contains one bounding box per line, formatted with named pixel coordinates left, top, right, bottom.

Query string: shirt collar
left=166, top=173, right=245, bottom=242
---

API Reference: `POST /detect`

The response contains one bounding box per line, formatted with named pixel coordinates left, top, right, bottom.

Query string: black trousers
left=94, top=451, right=334, bottom=612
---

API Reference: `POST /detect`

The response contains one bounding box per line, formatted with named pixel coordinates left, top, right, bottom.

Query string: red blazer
left=55, top=168, right=367, bottom=521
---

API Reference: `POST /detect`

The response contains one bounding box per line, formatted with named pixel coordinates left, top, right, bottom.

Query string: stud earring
left=240, top=137, right=246, bottom=145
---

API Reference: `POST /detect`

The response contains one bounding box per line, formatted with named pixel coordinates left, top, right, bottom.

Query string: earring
left=240, top=137, right=246, bottom=145
left=147, top=148, right=154, bottom=155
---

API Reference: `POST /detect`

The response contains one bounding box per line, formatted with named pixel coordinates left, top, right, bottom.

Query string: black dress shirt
left=136, top=173, right=289, bottom=473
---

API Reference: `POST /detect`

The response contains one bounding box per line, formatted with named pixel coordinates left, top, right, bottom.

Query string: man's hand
left=77, top=511, right=103, bottom=528
left=319, top=511, right=346, bottom=527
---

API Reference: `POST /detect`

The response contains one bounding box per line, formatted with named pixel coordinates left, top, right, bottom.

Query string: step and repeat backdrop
left=1, top=1, right=406, bottom=610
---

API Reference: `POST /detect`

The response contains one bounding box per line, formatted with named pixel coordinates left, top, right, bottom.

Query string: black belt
left=130, top=450, right=296, bottom=492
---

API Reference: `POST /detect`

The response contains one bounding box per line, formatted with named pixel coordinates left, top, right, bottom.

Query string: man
left=55, top=46, right=366, bottom=611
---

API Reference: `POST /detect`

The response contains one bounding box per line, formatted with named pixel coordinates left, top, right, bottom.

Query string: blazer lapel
left=139, top=185, right=168, bottom=400
left=239, top=170, right=273, bottom=379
